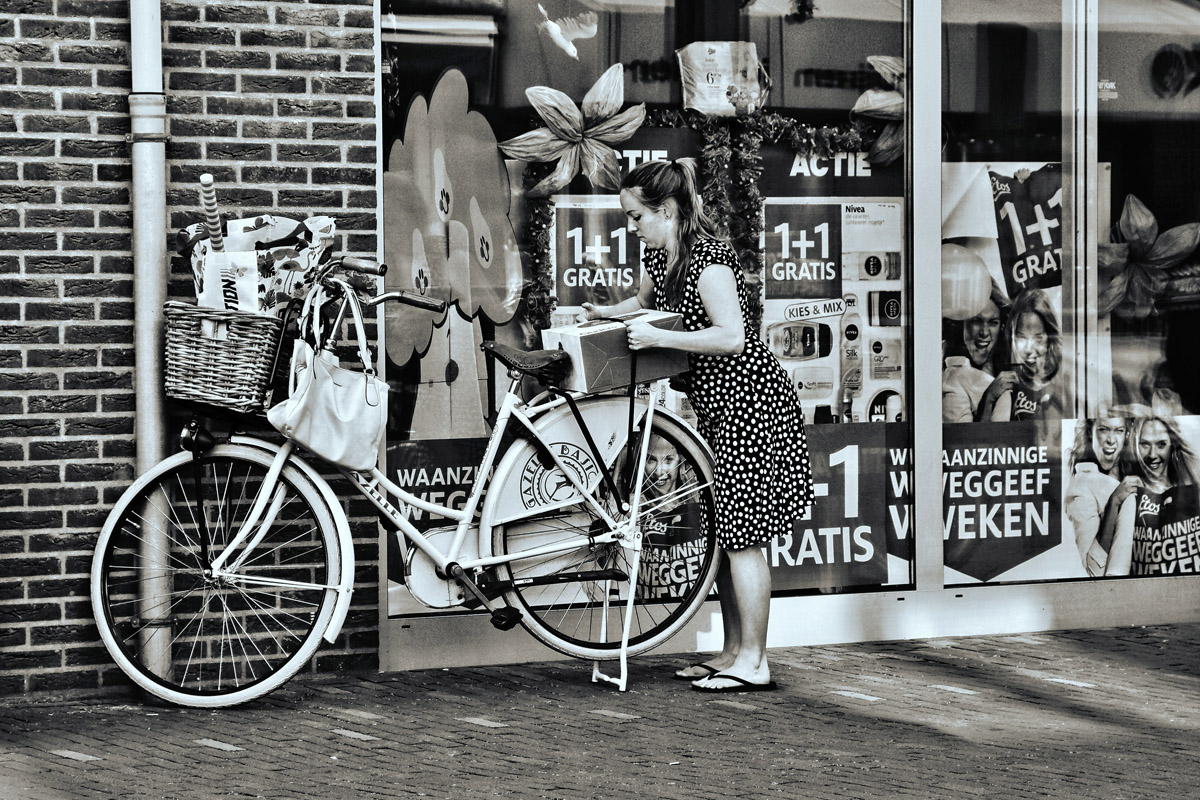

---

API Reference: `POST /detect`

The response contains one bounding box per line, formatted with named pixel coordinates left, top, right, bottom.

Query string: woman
left=1064, top=412, right=1128, bottom=575
left=1100, top=410, right=1200, bottom=576
left=942, top=282, right=1007, bottom=423
left=977, top=288, right=1063, bottom=421
left=581, top=159, right=814, bottom=692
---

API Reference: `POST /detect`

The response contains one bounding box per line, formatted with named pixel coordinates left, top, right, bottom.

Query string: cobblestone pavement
left=2, top=624, right=1198, bottom=799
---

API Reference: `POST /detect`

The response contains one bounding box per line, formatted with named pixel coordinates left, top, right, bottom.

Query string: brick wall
left=0, top=0, right=380, bottom=697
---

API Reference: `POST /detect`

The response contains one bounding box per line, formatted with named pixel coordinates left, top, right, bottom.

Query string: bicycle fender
left=231, top=435, right=355, bottom=644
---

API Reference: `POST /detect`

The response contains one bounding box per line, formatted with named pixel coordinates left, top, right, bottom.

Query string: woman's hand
left=974, top=370, right=1017, bottom=421
left=579, top=302, right=599, bottom=322
left=625, top=319, right=666, bottom=350
left=1110, top=476, right=1143, bottom=507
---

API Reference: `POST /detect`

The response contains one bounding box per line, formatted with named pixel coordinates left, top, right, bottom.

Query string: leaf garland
left=518, top=109, right=882, bottom=333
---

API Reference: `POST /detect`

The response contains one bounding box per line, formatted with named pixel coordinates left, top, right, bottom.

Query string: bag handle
left=327, top=278, right=377, bottom=375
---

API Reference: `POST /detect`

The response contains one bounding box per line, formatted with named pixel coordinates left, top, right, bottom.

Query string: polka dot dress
left=645, top=237, right=814, bottom=550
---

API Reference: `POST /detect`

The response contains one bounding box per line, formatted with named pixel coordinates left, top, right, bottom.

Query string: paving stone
left=2, top=624, right=1200, bottom=798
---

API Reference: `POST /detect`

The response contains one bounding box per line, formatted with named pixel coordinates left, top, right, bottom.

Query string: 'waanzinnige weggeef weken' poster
left=935, top=162, right=1200, bottom=584
left=937, top=162, right=1075, bottom=584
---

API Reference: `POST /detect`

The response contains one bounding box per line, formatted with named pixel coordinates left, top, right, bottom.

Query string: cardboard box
left=541, top=310, right=690, bottom=393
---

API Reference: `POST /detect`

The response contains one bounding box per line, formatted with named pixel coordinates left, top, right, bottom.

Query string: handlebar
left=339, top=256, right=387, bottom=276
left=364, top=290, right=447, bottom=313
left=317, top=256, right=448, bottom=314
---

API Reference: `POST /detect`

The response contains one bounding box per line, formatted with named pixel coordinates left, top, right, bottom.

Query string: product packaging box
left=541, top=310, right=690, bottom=393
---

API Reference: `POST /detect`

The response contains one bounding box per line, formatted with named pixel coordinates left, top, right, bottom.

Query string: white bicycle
left=91, top=256, right=720, bottom=707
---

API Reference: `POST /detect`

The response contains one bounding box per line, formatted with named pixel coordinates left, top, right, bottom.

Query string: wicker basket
left=163, top=301, right=284, bottom=414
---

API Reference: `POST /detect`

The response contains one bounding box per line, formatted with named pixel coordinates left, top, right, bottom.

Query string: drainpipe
left=129, top=0, right=171, bottom=678
left=129, top=0, right=168, bottom=473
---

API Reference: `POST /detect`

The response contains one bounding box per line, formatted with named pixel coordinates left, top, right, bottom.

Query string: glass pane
left=380, top=0, right=914, bottom=612
left=941, top=4, right=1072, bottom=584
left=1095, top=0, right=1200, bottom=578
left=746, top=3, right=912, bottom=593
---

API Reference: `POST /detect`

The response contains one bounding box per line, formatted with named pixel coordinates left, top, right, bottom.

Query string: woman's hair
left=1005, top=287, right=1061, bottom=381
left=1068, top=418, right=1099, bottom=473
left=1127, top=409, right=1200, bottom=487
left=620, top=158, right=724, bottom=306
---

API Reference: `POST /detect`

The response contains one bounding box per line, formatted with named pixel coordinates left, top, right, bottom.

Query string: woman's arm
left=1103, top=493, right=1138, bottom=576
left=1095, top=477, right=1141, bottom=551
left=581, top=276, right=656, bottom=320
left=975, top=371, right=1016, bottom=422
left=1065, top=485, right=1102, bottom=563
left=989, top=390, right=1013, bottom=421
left=624, top=264, right=744, bottom=356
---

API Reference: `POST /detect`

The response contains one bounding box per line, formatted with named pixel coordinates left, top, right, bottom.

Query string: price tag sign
left=551, top=196, right=644, bottom=309
left=763, top=201, right=843, bottom=300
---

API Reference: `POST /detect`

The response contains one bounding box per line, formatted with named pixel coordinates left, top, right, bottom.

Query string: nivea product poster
left=761, top=198, right=905, bottom=427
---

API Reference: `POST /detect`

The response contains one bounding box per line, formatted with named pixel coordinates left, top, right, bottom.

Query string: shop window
left=380, top=0, right=916, bottom=619
left=940, top=1, right=1200, bottom=585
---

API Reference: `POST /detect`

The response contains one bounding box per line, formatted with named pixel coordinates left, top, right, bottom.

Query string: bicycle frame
left=360, top=375, right=663, bottom=594
left=196, top=275, right=707, bottom=689
left=207, top=368, right=670, bottom=680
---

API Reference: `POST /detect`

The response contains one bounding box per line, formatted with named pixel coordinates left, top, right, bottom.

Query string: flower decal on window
left=499, top=64, right=646, bottom=198
left=383, top=69, right=524, bottom=362
left=1099, top=194, right=1200, bottom=320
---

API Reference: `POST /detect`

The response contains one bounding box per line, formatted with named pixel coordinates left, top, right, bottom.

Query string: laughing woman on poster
left=977, top=288, right=1063, bottom=421
left=942, top=281, right=1008, bottom=423
left=1100, top=411, right=1200, bottom=576
left=1065, top=413, right=1129, bottom=576
left=580, top=158, right=814, bottom=693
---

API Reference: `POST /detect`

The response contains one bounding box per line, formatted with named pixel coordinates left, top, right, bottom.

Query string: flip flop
left=672, top=662, right=719, bottom=681
left=690, top=673, right=778, bottom=693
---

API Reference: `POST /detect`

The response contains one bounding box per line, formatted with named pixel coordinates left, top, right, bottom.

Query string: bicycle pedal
left=490, top=607, right=522, bottom=631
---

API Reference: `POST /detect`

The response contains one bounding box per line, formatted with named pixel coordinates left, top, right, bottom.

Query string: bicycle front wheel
left=91, top=443, right=341, bottom=708
left=491, top=413, right=719, bottom=660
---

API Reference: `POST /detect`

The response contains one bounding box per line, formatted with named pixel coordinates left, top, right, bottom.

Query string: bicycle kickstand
left=592, top=389, right=659, bottom=692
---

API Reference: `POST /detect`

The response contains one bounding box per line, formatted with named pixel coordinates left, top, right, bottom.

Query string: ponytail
left=621, top=158, right=724, bottom=306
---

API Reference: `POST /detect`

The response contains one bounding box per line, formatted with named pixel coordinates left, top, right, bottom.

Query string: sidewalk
left=2, top=623, right=1198, bottom=800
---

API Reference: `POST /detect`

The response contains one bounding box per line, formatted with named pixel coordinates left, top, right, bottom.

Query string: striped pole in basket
left=198, top=173, right=224, bottom=252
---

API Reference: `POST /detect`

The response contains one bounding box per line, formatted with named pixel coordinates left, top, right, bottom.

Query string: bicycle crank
left=446, top=562, right=524, bottom=631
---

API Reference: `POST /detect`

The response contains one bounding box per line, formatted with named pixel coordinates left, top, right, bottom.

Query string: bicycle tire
left=489, top=412, right=719, bottom=660
left=91, top=443, right=340, bottom=708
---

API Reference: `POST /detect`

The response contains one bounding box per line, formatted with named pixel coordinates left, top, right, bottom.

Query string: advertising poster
left=386, top=438, right=490, bottom=618
left=766, top=423, right=890, bottom=592
left=762, top=197, right=906, bottom=426
left=941, top=162, right=1072, bottom=585
left=549, top=194, right=645, bottom=324
left=941, top=162, right=1068, bottom=427
left=942, top=421, right=1063, bottom=583
left=989, top=163, right=1063, bottom=299
left=1060, top=415, right=1200, bottom=581
left=758, top=142, right=905, bottom=198
left=884, top=421, right=914, bottom=584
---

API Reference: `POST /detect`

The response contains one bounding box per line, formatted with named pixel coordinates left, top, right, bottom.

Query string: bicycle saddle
left=481, top=340, right=571, bottom=385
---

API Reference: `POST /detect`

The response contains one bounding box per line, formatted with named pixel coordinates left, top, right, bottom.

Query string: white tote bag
left=268, top=281, right=388, bottom=471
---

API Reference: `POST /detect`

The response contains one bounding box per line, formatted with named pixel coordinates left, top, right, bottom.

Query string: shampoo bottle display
left=766, top=321, right=833, bottom=361
left=760, top=199, right=906, bottom=425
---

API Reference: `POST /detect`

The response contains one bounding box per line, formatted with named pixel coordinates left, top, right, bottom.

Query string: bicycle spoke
left=93, top=447, right=339, bottom=706
left=496, top=417, right=718, bottom=659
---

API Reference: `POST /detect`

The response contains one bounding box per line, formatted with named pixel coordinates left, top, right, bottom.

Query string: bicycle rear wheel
left=91, top=444, right=340, bottom=708
left=490, top=413, right=719, bottom=660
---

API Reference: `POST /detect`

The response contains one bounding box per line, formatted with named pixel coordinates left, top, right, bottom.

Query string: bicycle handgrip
left=340, top=256, right=388, bottom=276
left=396, top=291, right=447, bottom=313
